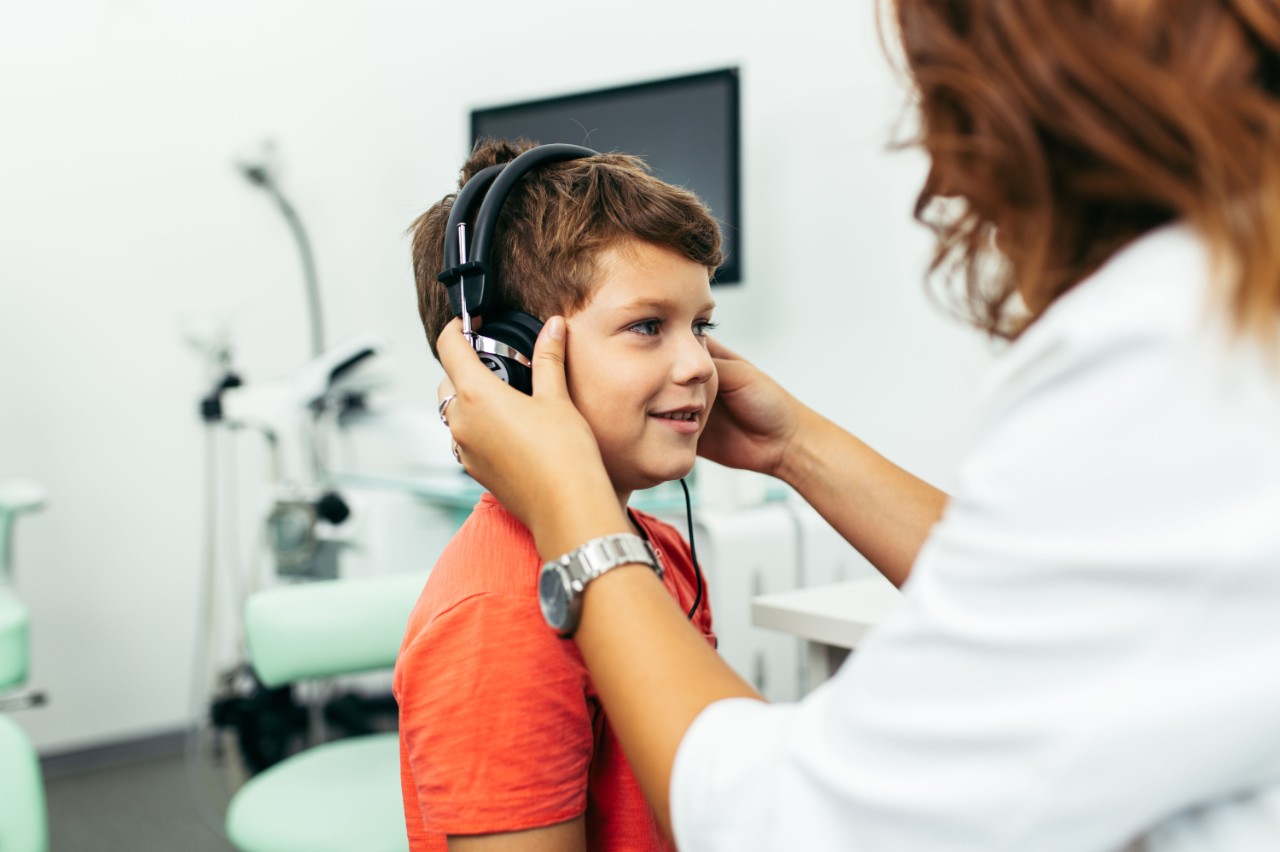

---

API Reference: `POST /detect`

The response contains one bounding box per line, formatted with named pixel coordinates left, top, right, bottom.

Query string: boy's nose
left=673, top=333, right=715, bottom=385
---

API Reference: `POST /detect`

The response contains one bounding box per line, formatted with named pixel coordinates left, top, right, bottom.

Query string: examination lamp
left=237, top=144, right=326, bottom=360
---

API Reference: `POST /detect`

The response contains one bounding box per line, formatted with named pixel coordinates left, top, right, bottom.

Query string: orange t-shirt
left=393, top=493, right=715, bottom=851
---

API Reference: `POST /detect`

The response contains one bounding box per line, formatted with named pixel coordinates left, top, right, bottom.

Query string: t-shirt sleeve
left=398, top=592, right=594, bottom=836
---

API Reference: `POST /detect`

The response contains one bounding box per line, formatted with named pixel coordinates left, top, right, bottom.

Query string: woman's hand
left=436, top=316, right=628, bottom=558
left=698, top=337, right=806, bottom=480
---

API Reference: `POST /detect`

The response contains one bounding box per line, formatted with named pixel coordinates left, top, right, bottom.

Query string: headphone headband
left=442, top=164, right=503, bottom=271
left=437, top=143, right=598, bottom=318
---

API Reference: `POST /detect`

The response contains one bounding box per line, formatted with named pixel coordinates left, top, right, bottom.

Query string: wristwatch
left=538, top=533, right=662, bottom=638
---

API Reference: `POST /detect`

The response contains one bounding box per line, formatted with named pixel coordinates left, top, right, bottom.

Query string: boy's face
left=564, top=240, right=718, bottom=499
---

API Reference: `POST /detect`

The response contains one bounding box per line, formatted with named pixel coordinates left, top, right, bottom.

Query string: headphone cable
left=680, top=478, right=704, bottom=620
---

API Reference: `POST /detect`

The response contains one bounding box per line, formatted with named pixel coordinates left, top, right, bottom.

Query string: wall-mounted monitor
left=471, top=68, right=742, bottom=285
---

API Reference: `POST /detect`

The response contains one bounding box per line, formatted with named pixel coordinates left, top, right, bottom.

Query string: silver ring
left=451, top=440, right=462, bottom=464
left=438, top=393, right=457, bottom=426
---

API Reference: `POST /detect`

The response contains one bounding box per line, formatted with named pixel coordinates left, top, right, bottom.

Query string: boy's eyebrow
left=613, top=297, right=717, bottom=313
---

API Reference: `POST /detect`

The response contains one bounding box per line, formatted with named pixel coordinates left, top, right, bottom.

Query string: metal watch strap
left=559, top=532, right=663, bottom=584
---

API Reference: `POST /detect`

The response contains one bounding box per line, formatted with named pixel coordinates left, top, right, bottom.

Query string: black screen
left=471, top=68, right=741, bottom=284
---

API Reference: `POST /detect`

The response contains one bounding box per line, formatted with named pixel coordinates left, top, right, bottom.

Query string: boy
left=394, top=138, right=723, bottom=851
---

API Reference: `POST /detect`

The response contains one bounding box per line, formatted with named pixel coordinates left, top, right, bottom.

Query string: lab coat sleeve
left=671, top=697, right=797, bottom=846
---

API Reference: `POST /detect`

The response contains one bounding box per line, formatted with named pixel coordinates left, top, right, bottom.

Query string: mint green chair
left=225, top=572, right=426, bottom=852
left=0, top=713, right=46, bottom=852
left=0, top=479, right=49, bottom=852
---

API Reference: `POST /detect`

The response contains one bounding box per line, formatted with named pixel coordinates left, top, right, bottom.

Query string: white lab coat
left=671, top=224, right=1280, bottom=851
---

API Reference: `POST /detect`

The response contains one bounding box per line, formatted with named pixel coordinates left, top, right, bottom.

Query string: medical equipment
left=186, top=285, right=455, bottom=844
left=200, top=332, right=390, bottom=580
left=237, top=140, right=326, bottom=359
left=192, top=331, right=393, bottom=774
left=186, top=155, right=404, bottom=828
left=189, top=138, right=461, bottom=805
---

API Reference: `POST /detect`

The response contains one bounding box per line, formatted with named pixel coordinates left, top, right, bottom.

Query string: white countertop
left=751, top=576, right=903, bottom=650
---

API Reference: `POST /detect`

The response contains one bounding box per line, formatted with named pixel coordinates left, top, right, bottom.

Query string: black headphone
left=437, top=143, right=599, bottom=395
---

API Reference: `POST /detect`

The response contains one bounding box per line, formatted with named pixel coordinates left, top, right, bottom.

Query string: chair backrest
left=0, top=480, right=42, bottom=692
left=244, top=572, right=426, bottom=687
left=0, top=479, right=45, bottom=587
left=0, top=483, right=47, bottom=850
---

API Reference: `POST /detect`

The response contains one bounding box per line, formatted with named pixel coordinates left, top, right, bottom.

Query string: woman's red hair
left=888, top=0, right=1280, bottom=340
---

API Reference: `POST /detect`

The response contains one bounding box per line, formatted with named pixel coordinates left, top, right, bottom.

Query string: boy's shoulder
left=629, top=508, right=694, bottom=567
left=396, top=494, right=583, bottom=692
left=416, top=500, right=692, bottom=616
left=419, top=494, right=540, bottom=613
left=630, top=507, right=683, bottom=541
left=453, top=491, right=534, bottom=550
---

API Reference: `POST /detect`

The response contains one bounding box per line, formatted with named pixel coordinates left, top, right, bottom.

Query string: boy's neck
left=616, top=489, right=642, bottom=535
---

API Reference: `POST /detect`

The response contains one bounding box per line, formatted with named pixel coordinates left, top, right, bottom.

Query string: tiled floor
left=43, top=735, right=237, bottom=852
left=38, top=690, right=399, bottom=851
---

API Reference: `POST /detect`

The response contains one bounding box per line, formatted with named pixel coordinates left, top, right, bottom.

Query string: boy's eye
left=628, top=319, right=662, bottom=336
left=625, top=318, right=718, bottom=337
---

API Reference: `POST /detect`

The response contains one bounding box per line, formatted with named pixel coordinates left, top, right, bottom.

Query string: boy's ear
left=471, top=311, right=543, bottom=395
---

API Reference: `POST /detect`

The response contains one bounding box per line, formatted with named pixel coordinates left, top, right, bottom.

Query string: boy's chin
left=619, top=462, right=697, bottom=495
left=648, top=464, right=698, bottom=490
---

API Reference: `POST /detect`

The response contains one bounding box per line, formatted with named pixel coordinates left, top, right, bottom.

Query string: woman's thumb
left=531, top=316, right=570, bottom=398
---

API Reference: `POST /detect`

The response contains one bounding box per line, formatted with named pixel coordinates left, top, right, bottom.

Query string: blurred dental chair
left=225, top=572, right=424, bottom=852
left=0, top=479, right=49, bottom=852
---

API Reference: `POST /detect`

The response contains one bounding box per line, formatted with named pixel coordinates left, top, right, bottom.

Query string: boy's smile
left=564, top=239, right=718, bottom=506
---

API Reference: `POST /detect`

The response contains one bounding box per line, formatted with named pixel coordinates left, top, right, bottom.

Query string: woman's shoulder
left=946, top=222, right=1280, bottom=572
left=973, top=224, right=1222, bottom=423
left=1019, top=223, right=1210, bottom=355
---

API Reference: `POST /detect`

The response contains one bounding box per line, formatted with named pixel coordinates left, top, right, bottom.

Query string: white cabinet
left=783, top=502, right=877, bottom=587
left=656, top=505, right=802, bottom=702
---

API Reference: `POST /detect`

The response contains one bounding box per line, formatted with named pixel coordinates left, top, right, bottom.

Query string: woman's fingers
left=436, top=317, right=499, bottom=393
left=430, top=313, right=618, bottom=548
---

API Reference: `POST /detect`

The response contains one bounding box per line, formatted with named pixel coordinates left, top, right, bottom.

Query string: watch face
left=539, top=566, right=570, bottom=630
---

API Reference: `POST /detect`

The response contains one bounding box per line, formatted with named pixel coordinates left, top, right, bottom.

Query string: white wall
left=0, top=0, right=997, bottom=752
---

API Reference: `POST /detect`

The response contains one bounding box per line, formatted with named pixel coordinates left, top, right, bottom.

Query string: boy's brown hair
left=411, top=138, right=724, bottom=358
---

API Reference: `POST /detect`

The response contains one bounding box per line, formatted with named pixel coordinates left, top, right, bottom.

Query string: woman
left=436, top=2, right=1280, bottom=849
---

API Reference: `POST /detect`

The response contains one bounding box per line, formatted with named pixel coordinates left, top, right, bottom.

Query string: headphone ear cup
left=474, top=311, right=543, bottom=395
